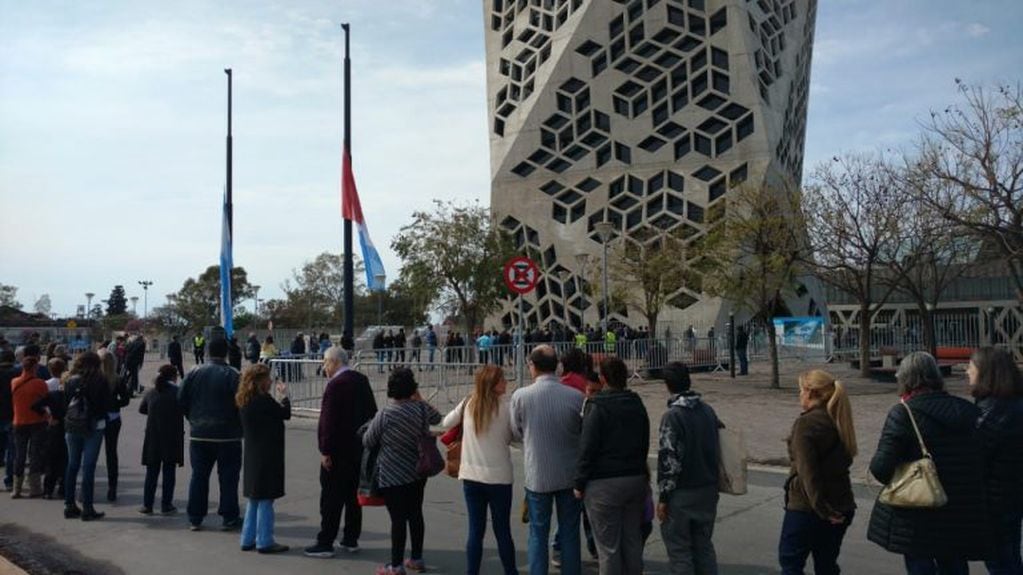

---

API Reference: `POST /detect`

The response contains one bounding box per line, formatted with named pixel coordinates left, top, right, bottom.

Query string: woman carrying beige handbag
left=867, top=352, right=990, bottom=575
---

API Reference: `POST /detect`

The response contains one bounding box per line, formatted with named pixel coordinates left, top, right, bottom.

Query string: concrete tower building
left=485, top=0, right=821, bottom=332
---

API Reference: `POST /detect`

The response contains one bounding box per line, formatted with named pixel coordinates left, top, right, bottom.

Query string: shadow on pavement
left=0, top=522, right=125, bottom=575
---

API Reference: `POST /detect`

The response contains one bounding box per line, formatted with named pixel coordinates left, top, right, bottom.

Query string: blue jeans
left=143, top=461, right=176, bottom=511
left=187, top=440, right=241, bottom=526
left=903, top=556, right=968, bottom=575
left=65, top=428, right=104, bottom=507
left=241, top=498, right=275, bottom=549
left=779, top=509, right=853, bottom=575
left=986, top=512, right=1023, bottom=575
left=464, top=480, right=517, bottom=575
left=737, top=349, right=748, bottom=375
left=526, top=488, right=581, bottom=575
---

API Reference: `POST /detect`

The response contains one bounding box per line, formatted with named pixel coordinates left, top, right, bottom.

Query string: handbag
left=441, top=399, right=468, bottom=478
left=416, top=406, right=445, bottom=479
left=718, top=425, right=748, bottom=495
left=357, top=443, right=385, bottom=507
left=877, top=400, right=948, bottom=509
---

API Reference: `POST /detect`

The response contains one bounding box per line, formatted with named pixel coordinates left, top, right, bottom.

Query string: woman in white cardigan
left=442, top=365, right=517, bottom=575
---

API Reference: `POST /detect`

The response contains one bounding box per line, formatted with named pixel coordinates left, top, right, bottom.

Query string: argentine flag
left=220, top=187, right=234, bottom=337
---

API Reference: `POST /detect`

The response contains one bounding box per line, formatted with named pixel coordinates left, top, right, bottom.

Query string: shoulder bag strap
left=900, top=399, right=931, bottom=458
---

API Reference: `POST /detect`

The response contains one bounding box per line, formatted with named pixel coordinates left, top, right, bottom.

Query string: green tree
left=392, top=200, right=515, bottom=335
left=281, top=252, right=366, bottom=328
left=165, top=266, right=256, bottom=330
left=701, top=182, right=806, bottom=389
left=33, top=294, right=52, bottom=316
left=106, top=285, right=128, bottom=316
left=0, top=284, right=22, bottom=310
left=609, top=231, right=693, bottom=338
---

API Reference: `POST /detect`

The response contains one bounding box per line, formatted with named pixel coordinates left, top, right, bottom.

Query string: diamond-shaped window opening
left=652, top=26, right=682, bottom=45
left=612, top=195, right=640, bottom=210
left=668, top=291, right=700, bottom=311
left=645, top=194, right=666, bottom=217
left=592, top=54, right=609, bottom=76
left=556, top=189, right=583, bottom=205
left=610, top=14, right=625, bottom=38
left=628, top=174, right=645, bottom=197
left=547, top=157, right=571, bottom=173
left=688, top=12, right=707, bottom=36
left=625, top=208, right=644, bottom=230
left=648, top=171, right=665, bottom=194
left=675, top=35, right=703, bottom=53
left=560, top=77, right=587, bottom=94
left=636, top=65, right=662, bottom=83
left=577, top=177, right=601, bottom=193
left=594, top=110, right=611, bottom=132
left=631, top=94, right=650, bottom=116
left=667, top=6, right=685, bottom=27
left=526, top=225, right=540, bottom=247
left=692, top=166, right=721, bottom=184
left=564, top=145, right=588, bottom=161
left=670, top=63, right=688, bottom=87
left=651, top=79, right=669, bottom=106
left=570, top=202, right=586, bottom=222
left=517, top=27, right=535, bottom=44
left=581, top=131, right=609, bottom=148
left=687, top=202, right=705, bottom=223
left=609, top=176, right=626, bottom=199
left=713, top=71, right=730, bottom=94
left=540, top=180, right=565, bottom=196
left=616, top=80, right=644, bottom=98
left=697, top=117, right=729, bottom=135
left=666, top=194, right=686, bottom=216
left=674, top=135, right=692, bottom=160
left=627, top=0, right=645, bottom=21
left=576, top=113, right=592, bottom=135
left=708, top=177, right=727, bottom=202
left=557, top=92, right=573, bottom=114
left=512, top=161, right=536, bottom=177
left=736, top=114, right=755, bottom=141
left=668, top=171, right=685, bottom=192
left=671, top=89, right=689, bottom=113
left=544, top=113, right=570, bottom=130
left=552, top=203, right=568, bottom=224
left=719, top=102, right=748, bottom=120
left=638, top=135, right=667, bottom=152
left=710, top=7, right=727, bottom=34
left=575, top=89, right=591, bottom=111
left=615, top=142, right=633, bottom=164
left=729, top=163, right=749, bottom=187
left=690, top=49, right=708, bottom=73
left=576, top=39, right=603, bottom=57
left=610, top=37, right=626, bottom=62
left=658, top=121, right=686, bottom=139
left=494, top=118, right=505, bottom=136
left=655, top=50, right=682, bottom=69
left=497, top=102, right=516, bottom=118
left=651, top=214, right=679, bottom=230
left=529, top=149, right=554, bottom=164
left=615, top=57, right=641, bottom=74
left=595, top=143, right=613, bottom=167
left=541, top=128, right=557, bottom=149
left=613, top=96, right=630, bottom=117
left=543, top=245, right=557, bottom=268
left=558, top=125, right=575, bottom=148
left=634, top=42, right=659, bottom=59
left=628, top=22, right=645, bottom=47
left=500, top=215, right=520, bottom=231
left=691, top=73, right=709, bottom=98
left=697, top=93, right=726, bottom=111
left=711, top=47, right=729, bottom=70
left=588, top=209, right=622, bottom=234
left=716, top=131, right=733, bottom=155
left=652, top=102, right=670, bottom=127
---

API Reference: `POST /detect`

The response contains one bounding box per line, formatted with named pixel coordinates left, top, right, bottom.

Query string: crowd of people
left=1, top=327, right=1022, bottom=575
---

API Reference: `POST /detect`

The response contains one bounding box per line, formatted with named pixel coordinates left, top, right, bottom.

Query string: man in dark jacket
left=178, top=337, right=242, bottom=531
left=657, top=361, right=721, bottom=574
left=245, top=333, right=260, bottom=365
left=0, top=350, right=18, bottom=491
left=735, top=326, right=749, bottom=376
left=227, top=336, right=242, bottom=371
left=304, top=346, right=377, bottom=558
left=125, top=334, right=146, bottom=394
left=167, top=336, right=184, bottom=379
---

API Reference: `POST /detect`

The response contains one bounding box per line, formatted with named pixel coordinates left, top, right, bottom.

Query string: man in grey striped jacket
left=511, top=345, right=585, bottom=575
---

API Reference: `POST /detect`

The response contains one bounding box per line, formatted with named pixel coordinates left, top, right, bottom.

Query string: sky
left=0, top=0, right=1020, bottom=317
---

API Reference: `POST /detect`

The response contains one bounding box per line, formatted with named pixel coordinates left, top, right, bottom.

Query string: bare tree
left=609, top=231, right=692, bottom=339
left=802, top=153, right=906, bottom=376
left=915, top=81, right=1023, bottom=301
left=701, top=182, right=806, bottom=389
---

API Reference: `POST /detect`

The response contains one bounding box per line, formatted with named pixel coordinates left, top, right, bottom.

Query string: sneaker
left=338, top=540, right=360, bottom=554
left=81, top=509, right=105, bottom=521
left=160, top=506, right=178, bottom=515
left=303, top=543, right=335, bottom=558
left=257, top=543, right=289, bottom=555
left=64, top=504, right=82, bottom=519
left=375, top=566, right=406, bottom=575
left=404, top=558, right=426, bottom=572
left=551, top=549, right=562, bottom=568
left=221, top=517, right=242, bottom=531
left=189, top=523, right=202, bottom=532
left=138, top=506, right=153, bottom=515
left=241, top=544, right=255, bottom=552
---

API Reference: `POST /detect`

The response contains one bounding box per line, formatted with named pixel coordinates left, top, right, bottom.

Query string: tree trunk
left=918, top=303, right=937, bottom=357
left=858, top=302, right=872, bottom=378
left=766, top=319, right=780, bottom=389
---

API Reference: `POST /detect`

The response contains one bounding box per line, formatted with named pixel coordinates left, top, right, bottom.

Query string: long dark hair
left=154, top=364, right=178, bottom=392
left=971, top=347, right=1023, bottom=400
left=70, top=351, right=103, bottom=383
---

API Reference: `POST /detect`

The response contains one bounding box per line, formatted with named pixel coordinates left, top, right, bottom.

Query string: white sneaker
left=338, top=541, right=360, bottom=554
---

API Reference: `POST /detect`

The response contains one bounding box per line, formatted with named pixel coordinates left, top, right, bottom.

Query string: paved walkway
left=0, top=355, right=985, bottom=574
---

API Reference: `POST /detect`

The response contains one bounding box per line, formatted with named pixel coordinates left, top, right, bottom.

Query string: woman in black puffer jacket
left=868, top=352, right=989, bottom=575
left=969, top=346, right=1023, bottom=575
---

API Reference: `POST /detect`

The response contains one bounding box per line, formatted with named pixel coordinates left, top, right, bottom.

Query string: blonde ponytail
left=799, top=370, right=858, bottom=459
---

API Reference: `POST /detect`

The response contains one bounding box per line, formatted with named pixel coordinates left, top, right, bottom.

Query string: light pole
left=85, top=292, right=95, bottom=321
left=130, top=296, right=139, bottom=316
left=556, top=269, right=571, bottom=331
left=574, top=252, right=589, bottom=330
left=594, top=221, right=615, bottom=335
left=138, top=280, right=153, bottom=328
left=374, top=273, right=387, bottom=326
left=252, top=285, right=261, bottom=318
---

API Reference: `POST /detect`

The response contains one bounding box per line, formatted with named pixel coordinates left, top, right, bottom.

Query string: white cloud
left=965, top=22, right=991, bottom=38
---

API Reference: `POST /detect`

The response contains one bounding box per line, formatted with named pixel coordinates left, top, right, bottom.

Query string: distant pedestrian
left=779, top=370, right=857, bottom=575
left=260, top=336, right=278, bottom=362
left=425, top=325, right=438, bottom=367
left=305, top=347, right=378, bottom=558
left=178, top=337, right=243, bottom=531
left=10, top=344, right=49, bottom=499
left=442, top=365, right=518, bottom=575
left=657, top=361, right=721, bottom=575
left=138, top=365, right=184, bottom=515
left=560, top=348, right=591, bottom=394
left=63, top=351, right=113, bottom=520
left=237, top=363, right=291, bottom=554
left=98, top=348, right=130, bottom=502
left=363, top=367, right=442, bottom=574
left=125, top=334, right=146, bottom=394
left=193, top=332, right=206, bottom=365
left=967, top=347, right=1023, bottom=574
left=868, top=352, right=989, bottom=574
left=37, top=357, right=68, bottom=499
left=395, top=329, right=407, bottom=364
left=1, top=350, right=18, bottom=492
left=575, top=356, right=650, bottom=575
left=228, top=336, right=243, bottom=371
left=510, top=345, right=584, bottom=575
left=245, top=333, right=261, bottom=366
left=168, top=335, right=184, bottom=379
left=410, top=330, right=423, bottom=368
left=735, top=326, right=749, bottom=376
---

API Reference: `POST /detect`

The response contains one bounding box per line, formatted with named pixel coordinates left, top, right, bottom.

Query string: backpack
left=65, top=381, right=92, bottom=436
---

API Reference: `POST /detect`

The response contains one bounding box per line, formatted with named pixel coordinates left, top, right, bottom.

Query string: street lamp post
left=85, top=292, right=95, bottom=321
left=556, top=269, right=571, bottom=331
left=574, top=252, right=589, bottom=330
left=594, top=222, right=615, bottom=335
left=138, top=280, right=153, bottom=328
left=252, top=285, right=261, bottom=318
left=130, top=296, right=139, bottom=316
left=374, top=273, right=387, bottom=326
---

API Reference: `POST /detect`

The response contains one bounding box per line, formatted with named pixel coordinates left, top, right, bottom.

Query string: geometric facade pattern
left=485, top=0, right=820, bottom=331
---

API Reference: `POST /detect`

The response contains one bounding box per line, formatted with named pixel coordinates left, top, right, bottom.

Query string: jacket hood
left=668, top=391, right=703, bottom=410
left=591, top=388, right=643, bottom=407
left=907, top=391, right=978, bottom=433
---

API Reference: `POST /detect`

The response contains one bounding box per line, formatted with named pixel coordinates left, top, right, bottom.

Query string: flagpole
left=341, top=23, right=355, bottom=347
left=222, top=67, right=235, bottom=338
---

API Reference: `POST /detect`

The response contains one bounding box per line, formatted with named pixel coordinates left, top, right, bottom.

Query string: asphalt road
left=0, top=386, right=988, bottom=574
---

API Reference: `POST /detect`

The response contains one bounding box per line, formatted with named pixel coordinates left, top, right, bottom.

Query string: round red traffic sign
left=503, top=256, right=541, bottom=295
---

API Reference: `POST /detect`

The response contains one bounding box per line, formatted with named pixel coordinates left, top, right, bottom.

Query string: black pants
left=44, top=423, right=66, bottom=495
left=144, top=461, right=176, bottom=511
left=13, top=423, right=46, bottom=476
left=316, top=459, right=362, bottom=546
left=171, top=359, right=185, bottom=379
left=104, top=418, right=122, bottom=495
left=381, top=479, right=427, bottom=567
left=779, top=509, right=853, bottom=575
left=127, top=364, right=140, bottom=392
left=194, top=350, right=204, bottom=365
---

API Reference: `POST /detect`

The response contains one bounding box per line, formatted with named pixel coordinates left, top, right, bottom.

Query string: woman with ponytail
left=778, top=369, right=857, bottom=575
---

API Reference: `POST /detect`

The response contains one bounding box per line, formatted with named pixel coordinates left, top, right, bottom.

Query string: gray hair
left=323, top=345, right=349, bottom=366
left=896, top=351, right=944, bottom=395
